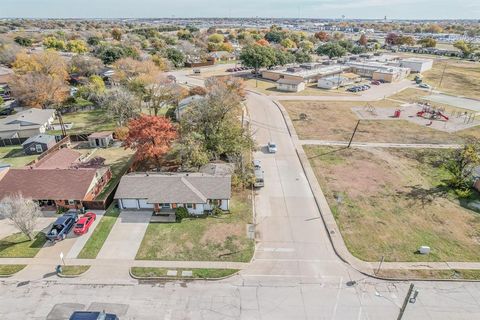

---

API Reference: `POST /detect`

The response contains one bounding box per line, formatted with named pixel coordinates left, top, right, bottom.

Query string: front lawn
left=377, top=269, right=480, bottom=280
left=0, top=232, right=47, bottom=258
left=77, top=206, right=120, bottom=259
left=0, top=146, right=37, bottom=168
left=135, top=190, right=254, bottom=262
left=131, top=267, right=238, bottom=279
left=305, top=146, right=480, bottom=262
left=0, top=264, right=26, bottom=276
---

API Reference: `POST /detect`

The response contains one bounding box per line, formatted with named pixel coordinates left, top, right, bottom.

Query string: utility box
left=419, top=246, right=431, bottom=254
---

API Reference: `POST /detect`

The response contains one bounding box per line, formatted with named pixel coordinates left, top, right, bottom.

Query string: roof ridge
left=181, top=176, right=207, bottom=203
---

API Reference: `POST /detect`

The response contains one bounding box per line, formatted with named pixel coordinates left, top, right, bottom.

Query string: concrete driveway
left=96, top=211, right=152, bottom=260
left=0, top=213, right=56, bottom=239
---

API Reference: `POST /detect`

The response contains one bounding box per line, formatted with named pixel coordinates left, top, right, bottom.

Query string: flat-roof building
left=399, top=58, right=434, bottom=73
left=262, top=64, right=350, bottom=83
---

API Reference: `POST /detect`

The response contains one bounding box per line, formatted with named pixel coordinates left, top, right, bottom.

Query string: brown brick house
left=0, top=148, right=111, bottom=209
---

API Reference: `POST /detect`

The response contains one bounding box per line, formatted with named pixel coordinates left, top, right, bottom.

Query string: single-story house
left=276, top=78, right=306, bottom=92
left=175, top=95, right=204, bottom=120
left=88, top=131, right=113, bottom=148
left=0, top=148, right=111, bottom=209
left=0, top=108, right=56, bottom=139
left=114, top=172, right=231, bottom=215
left=21, top=134, right=57, bottom=155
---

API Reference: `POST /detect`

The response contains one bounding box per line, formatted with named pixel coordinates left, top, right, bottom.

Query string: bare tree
left=100, top=89, right=140, bottom=126
left=0, top=194, right=41, bottom=241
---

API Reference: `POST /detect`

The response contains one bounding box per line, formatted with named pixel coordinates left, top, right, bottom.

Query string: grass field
left=282, top=99, right=476, bottom=144
left=49, top=109, right=116, bottom=135
left=377, top=269, right=480, bottom=280
left=0, top=232, right=47, bottom=258
left=305, top=146, right=480, bottom=262
left=77, top=147, right=135, bottom=200
left=0, top=146, right=37, bottom=168
left=131, top=267, right=238, bottom=279
left=0, top=264, right=26, bottom=276
left=77, top=206, right=120, bottom=259
left=422, top=60, right=480, bottom=100
left=136, top=191, right=254, bottom=262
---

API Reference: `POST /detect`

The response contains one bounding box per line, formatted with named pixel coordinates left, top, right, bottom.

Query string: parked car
left=69, top=311, right=119, bottom=320
left=419, top=83, right=431, bottom=89
left=46, top=211, right=78, bottom=241
left=267, top=142, right=277, bottom=153
left=73, top=212, right=96, bottom=235
left=371, top=80, right=381, bottom=85
left=252, top=159, right=262, bottom=169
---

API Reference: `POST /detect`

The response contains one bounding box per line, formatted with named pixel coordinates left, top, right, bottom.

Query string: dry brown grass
left=422, top=60, right=480, bottom=100
left=282, top=100, right=471, bottom=144
left=305, top=145, right=480, bottom=262
left=376, top=269, right=480, bottom=280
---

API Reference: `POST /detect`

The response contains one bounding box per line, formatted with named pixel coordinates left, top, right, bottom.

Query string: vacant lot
left=282, top=99, right=478, bottom=144
left=0, top=146, right=37, bottom=168
left=422, top=60, right=480, bottom=100
left=136, top=191, right=254, bottom=262
left=305, top=146, right=480, bottom=262
left=77, top=147, right=135, bottom=200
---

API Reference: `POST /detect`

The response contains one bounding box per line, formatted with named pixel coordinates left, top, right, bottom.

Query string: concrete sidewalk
left=300, top=140, right=461, bottom=149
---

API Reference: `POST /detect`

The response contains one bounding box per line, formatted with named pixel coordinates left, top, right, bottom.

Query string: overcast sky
left=1, top=0, right=479, bottom=19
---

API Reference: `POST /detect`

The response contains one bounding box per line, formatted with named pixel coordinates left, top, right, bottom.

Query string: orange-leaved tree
left=124, top=115, right=177, bottom=168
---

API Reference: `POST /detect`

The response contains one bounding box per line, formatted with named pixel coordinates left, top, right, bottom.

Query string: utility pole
left=397, top=283, right=415, bottom=320
left=256, top=60, right=259, bottom=88
left=438, top=61, right=448, bottom=89
left=347, top=120, right=360, bottom=148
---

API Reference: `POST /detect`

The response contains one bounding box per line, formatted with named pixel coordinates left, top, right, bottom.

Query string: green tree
left=280, top=38, right=296, bottom=49
left=66, top=39, right=89, bottom=54
left=43, top=36, right=66, bottom=50
left=87, top=36, right=102, bottom=46
left=208, top=33, right=225, bottom=44
left=165, top=47, right=185, bottom=68
left=453, top=40, right=477, bottom=57
left=294, top=50, right=312, bottom=63
left=265, top=30, right=285, bottom=43
left=239, top=44, right=276, bottom=73
left=274, top=49, right=295, bottom=66
left=444, top=143, right=480, bottom=197
left=316, top=43, right=347, bottom=58
left=111, top=28, right=123, bottom=41
left=417, top=38, right=437, bottom=48
left=14, top=36, right=32, bottom=47
left=298, top=40, right=314, bottom=53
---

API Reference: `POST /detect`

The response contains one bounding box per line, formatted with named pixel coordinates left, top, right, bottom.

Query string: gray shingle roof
left=0, top=108, right=55, bottom=132
left=22, top=134, right=56, bottom=146
left=114, top=172, right=231, bottom=204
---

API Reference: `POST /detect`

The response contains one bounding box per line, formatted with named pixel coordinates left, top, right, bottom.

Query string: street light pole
left=256, top=60, right=259, bottom=88
left=397, top=283, right=415, bottom=320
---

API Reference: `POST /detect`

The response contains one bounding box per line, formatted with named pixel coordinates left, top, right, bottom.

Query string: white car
left=267, top=142, right=277, bottom=153
left=419, top=83, right=431, bottom=89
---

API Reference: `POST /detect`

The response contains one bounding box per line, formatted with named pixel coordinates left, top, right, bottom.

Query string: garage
left=138, top=199, right=154, bottom=209
left=120, top=199, right=139, bottom=209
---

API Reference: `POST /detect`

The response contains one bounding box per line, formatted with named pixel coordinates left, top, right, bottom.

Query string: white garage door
left=121, top=199, right=139, bottom=209
left=138, top=199, right=154, bottom=209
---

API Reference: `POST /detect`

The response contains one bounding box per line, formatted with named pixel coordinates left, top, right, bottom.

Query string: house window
left=68, top=200, right=75, bottom=205
left=160, top=203, right=170, bottom=209
left=35, top=144, right=43, bottom=153
left=209, top=199, right=220, bottom=206
left=186, top=203, right=193, bottom=209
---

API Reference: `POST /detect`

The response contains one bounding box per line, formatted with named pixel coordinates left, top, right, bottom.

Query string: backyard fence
left=0, top=137, right=28, bottom=147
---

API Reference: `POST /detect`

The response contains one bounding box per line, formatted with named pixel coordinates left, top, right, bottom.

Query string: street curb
left=270, top=98, right=480, bottom=283
left=128, top=268, right=240, bottom=281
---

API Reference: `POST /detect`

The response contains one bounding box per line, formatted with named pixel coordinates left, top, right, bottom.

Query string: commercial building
left=262, top=64, right=349, bottom=83
left=276, top=78, right=306, bottom=92
left=346, top=62, right=410, bottom=83
left=399, top=58, right=434, bottom=73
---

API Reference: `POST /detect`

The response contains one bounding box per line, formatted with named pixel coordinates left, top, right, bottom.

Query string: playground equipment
left=416, top=106, right=449, bottom=121
left=364, top=103, right=377, bottom=116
